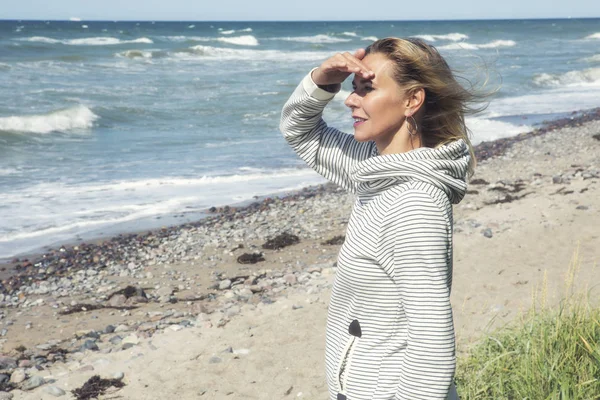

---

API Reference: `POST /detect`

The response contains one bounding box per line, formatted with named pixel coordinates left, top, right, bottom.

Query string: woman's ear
left=404, top=88, right=425, bottom=117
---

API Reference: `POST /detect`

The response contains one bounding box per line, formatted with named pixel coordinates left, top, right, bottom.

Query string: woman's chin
left=353, top=131, right=370, bottom=142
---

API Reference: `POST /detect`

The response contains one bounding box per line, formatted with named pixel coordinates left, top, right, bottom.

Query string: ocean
left=0, top=19, right=599, bottom=260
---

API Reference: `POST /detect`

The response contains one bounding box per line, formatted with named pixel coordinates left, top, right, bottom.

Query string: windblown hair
left=365, top=37, right=487, bottom=175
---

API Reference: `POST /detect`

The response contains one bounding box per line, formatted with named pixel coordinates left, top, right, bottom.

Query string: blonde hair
left=365, top=37, right=486, bottom=175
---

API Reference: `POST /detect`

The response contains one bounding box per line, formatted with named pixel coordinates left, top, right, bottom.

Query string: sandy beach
left=1, top=110, right=599, bottom=399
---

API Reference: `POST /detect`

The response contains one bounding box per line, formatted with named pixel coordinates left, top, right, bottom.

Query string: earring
left=407, top=115, right=419, bottom=137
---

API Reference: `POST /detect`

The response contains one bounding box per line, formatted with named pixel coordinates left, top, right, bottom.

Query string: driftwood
left=59, top=303, right=138, bottom=315
left=551, top=186, right=574, bottom=196
left=169, top=293, right=215, bottom=303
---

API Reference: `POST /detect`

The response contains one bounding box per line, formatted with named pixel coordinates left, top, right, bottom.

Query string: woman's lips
left=353, top=117, right=366, bottom=127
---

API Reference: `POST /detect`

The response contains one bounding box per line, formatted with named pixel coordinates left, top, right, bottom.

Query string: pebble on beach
left=21, top=375, right=45, bottom=391
left=43, top=385, right=66, bottom=397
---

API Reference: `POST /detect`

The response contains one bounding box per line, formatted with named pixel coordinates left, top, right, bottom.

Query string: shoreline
left=0, top=182, right=339, bottom=287
left=2, top=107, right=600, bottom=284
left=474, top=108, right=600, bottom=161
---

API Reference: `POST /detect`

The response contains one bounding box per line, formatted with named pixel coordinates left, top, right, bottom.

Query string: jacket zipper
left=338, top=336, right=357, bottom=394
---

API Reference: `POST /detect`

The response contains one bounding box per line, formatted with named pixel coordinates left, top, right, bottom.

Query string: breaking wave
left=413, top=33, right=469, bottom=42
left=0, top=105, right=99, bottom=134
left=16, top=36, right=153, bottom=46
left=438, top=40, right=516, bottom=50
left=533, top=67, right=600, bottom=88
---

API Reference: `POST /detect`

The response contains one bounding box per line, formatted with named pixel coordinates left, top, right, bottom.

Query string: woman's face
left=344, top=52, right=409, bottom=146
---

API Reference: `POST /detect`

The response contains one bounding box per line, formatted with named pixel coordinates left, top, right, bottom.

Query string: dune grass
left=455, top=247, right=600, bottom=399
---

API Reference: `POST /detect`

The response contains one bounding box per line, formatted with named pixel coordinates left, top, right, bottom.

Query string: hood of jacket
left=350, top=139, right=470, bottom=204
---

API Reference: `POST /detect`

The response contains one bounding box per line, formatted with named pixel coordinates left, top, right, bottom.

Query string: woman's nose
left=344, top=92, right=359, bottom=109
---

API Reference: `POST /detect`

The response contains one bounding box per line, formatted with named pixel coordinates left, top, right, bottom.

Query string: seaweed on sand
left=236, top=253, right=265, bottom=264
left=484, top=192, right=531, bottom=205
left=108, top=285, right=147, bottom=299
left=261, top=232, right=300, bottom=250
left=72, top=375, right=125, bottom=400
left=322, top=235, right=345, bottom=245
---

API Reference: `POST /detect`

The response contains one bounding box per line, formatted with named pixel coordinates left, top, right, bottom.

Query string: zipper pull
left=348, top=319, right=362, bottom=338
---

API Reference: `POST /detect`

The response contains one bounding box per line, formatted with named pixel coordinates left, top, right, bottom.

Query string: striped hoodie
left=280, top=72, right=468, bottom=400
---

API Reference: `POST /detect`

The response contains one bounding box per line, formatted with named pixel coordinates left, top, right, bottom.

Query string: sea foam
left=217, top=35, right=259, bottom=46
left=274, top=34, right=352, bottom=44
left=467, top=117, right=532, bottom=144
left=116, top=50, right=154, bottom=59
left=0, top=105, right=99, bottom=134
left=0, top=168, right=19, bottom=176
left=584, top=33, right=600, bottom=40
left=161, top=35, right=258, bottom=46
left=68, top=37, right=153, bottom=45
left=533, top=67, right=600, bottom=88
left=438, top=40, right=516, bottom=50
left=0, top=167, right=325, bottom=258
left=16, top=36, right=154, bottom=46
left=20, top=36, right=61, bottom=44
left=183, top=45, right=327, bottom=61
left=582, top=54, right=600, bottom=63
left=162, top=36, right=190, bottom=42
left=413, top=33, right=469, bottom=42
left=216, top=28, right=253, bottom=35
left=486, top=87, right=600, bottom=120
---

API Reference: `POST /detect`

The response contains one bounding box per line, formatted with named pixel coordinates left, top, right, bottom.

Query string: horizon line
left=1, top=16, right=599, bottom=23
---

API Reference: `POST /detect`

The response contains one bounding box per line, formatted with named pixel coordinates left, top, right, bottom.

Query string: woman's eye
left=352, top=86, right=373, bottom=94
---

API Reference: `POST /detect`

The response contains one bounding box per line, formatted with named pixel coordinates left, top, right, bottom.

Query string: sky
left=1, top=0, right=600, bottom=21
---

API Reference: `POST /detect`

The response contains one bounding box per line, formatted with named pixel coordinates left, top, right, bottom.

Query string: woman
left=280, top=38, right=477, bottom=400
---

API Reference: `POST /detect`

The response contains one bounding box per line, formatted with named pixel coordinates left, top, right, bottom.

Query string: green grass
left=455, top=250, right=600, bottom=400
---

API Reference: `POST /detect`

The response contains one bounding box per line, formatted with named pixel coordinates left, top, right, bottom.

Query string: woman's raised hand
left=311, top=49, right=375, bottom=90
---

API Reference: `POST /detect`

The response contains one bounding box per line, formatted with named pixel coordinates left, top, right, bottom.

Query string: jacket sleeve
left=279, top=71, right=376, bottom=193
left=377, top=190, right=456, bottom=400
